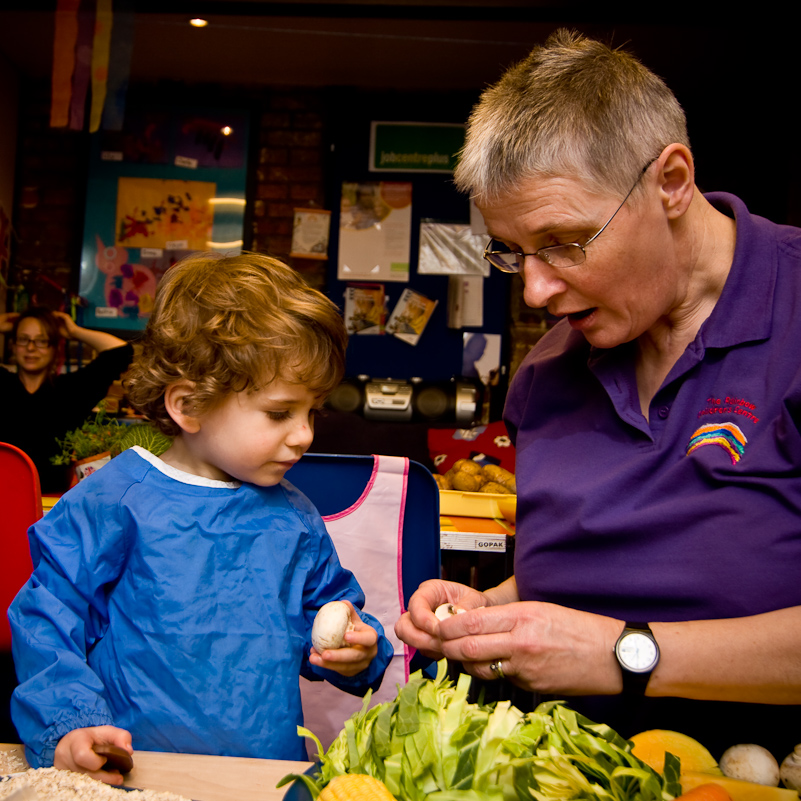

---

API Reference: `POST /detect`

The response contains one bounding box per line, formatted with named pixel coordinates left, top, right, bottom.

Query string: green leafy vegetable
left=278, top=661, right=682, bottom=801
left=118, top=422, right=173, bottom=456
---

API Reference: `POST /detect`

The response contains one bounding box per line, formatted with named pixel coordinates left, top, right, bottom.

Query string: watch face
left=617, top=631, right=658, bottom=672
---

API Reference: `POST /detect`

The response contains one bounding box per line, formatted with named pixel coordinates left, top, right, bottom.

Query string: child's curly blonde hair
left=126, top=251, right=347, bottom=437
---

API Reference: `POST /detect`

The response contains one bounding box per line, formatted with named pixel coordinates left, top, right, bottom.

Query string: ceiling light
left=189, top=18, right=208, bottom=28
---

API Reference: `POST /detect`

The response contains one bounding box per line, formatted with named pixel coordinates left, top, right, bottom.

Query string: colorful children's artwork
left=91, top=235, right=160, bottom=317
left=81, top=107, right=249, bottom=331
left=115, top=178, right=216, bottom=250
left=174, top=114, right=247, bottom=169
left=344, top=283, right=385, bottom=335
left=386, top=288, right=438, bottom=346
left=99, top=111, right=170, bottom=164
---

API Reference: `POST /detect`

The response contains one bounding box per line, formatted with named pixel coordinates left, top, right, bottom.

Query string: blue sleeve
left=291, top=499, right=393, bottom=695
left=9, top=484, right=129, bottom=768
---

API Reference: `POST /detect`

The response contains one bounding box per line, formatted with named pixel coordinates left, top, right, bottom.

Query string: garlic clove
left=780, top=744, right=801, bottom=791
left=720, top=743, right=780, bottom=787
left=435, top=603, right=466, bottom=621
left=312, top=600, right=354, bottom=652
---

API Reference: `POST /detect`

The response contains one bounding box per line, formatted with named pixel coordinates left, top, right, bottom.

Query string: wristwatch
left=614, top=622, right=659, bottom=695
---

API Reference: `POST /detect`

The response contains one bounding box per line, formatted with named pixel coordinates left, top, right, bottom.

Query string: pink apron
left=299, top=454, right=410, bottom=754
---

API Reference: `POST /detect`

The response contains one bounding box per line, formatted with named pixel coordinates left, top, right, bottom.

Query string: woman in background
left=0, top=307, right=133, bottom=493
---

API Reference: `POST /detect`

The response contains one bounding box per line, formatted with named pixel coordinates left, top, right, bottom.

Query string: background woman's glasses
left=14, top=336, right=51, bottom=349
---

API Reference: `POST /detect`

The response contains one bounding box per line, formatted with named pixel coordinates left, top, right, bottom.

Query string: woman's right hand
left=395, top=579, right=492, bottom=659
left=0, top=312, right=19, bottom=333
left=54, top=725, right=133, bottom=786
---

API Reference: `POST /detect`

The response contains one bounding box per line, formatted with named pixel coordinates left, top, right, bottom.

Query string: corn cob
left=318, top=774, right=395, bottom=801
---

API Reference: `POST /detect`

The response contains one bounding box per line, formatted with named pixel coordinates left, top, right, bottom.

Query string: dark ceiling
left=0, top=2, right=765, bottom=92
left=0, top=2, right=797, bottom=224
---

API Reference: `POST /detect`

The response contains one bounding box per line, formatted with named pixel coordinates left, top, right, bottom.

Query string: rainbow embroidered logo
left=686, top=422, right=747, bottom=464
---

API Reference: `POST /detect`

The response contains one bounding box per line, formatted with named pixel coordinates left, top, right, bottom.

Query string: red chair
left=0, top=442, right=41, bottom=651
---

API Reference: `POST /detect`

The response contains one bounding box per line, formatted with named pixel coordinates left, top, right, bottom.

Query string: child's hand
left=54, top=725, right=134, bottom=786
left=309, top=600, right=379, bottom=677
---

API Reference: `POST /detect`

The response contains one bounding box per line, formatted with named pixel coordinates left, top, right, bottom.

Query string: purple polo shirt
left=504, top=193, right=801, bottom=755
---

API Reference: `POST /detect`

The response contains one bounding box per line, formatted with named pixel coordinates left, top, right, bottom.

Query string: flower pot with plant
left=51, top=404, right=129, bottom=487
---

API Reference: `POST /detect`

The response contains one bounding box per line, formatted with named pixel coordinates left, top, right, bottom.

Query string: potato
left=434, top=473, right=452, bottom=490
left=452, top=458, right=484, bottom=477
left=451, top=471, right=483, bottom=492
left=483, top=465, right=516, bottom=493
left=480, top=481, right=510, bottom=494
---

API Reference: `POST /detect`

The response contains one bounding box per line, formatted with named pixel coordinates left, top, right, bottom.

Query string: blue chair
left=285, top=452, right=440, bottom=668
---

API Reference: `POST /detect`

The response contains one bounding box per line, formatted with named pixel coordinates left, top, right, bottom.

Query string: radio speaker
left=326, top=379, right=364, bottom=414
left=326, top=376, right=481, bottom=427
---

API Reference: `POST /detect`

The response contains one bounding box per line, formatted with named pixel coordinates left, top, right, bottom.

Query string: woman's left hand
left=435, top=600, right=625, bottom=695
left=52, top=310, right=81, bottom=339
left=309, top=600, right=379, bottom=677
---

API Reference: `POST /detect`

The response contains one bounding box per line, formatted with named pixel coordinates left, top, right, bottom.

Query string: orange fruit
left=630, top=729, right=720, bottom=774
left=676, top=783, right=734, bottom=801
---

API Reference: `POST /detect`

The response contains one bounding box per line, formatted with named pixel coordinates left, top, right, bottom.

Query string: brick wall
left=8, top=79, right=89, bottom=311
left=252, top=89, right=328, bottom=291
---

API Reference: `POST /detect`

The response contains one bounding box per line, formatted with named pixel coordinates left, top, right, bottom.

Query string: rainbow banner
left=50, top=0, right=81, bottom=127
left=68, top=2, right=95, bottom=130
left=88, top=0, right=113, bottom=133
left=101, top=2, right=134, bottom=131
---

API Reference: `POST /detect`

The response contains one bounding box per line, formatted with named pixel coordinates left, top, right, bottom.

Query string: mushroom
left=719, top=744, right=780, bottom=786
left=780, top=745, right=801, bottom=791
left=312, top=601, right=354, bottom=652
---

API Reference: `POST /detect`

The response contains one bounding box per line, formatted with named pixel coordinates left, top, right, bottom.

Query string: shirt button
left=657, top=405, right=670, bottom=419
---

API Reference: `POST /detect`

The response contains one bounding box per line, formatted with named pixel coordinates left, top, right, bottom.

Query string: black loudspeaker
left=326, top=378, right=364, bottom=414
left=413, top=378, right=481, bottom=426
left=326, top=376, right=481, bottom=427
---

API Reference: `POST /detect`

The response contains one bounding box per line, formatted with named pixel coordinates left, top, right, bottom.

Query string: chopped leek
left=278, top=661, right=682, bottom=801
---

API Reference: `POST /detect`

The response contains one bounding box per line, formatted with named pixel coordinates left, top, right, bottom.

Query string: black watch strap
left=615, top=621, right=659, bottom=695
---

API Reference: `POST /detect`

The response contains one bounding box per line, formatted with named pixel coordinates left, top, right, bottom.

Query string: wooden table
left=1, top=743, right=312, bottom=801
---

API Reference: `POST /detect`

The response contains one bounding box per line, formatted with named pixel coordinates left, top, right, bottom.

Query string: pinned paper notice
left=386, top=288, right=437, bottom=346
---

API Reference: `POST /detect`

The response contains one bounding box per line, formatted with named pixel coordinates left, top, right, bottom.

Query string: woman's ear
left=656, top=143, right=695, bottom=220
left=164, top=380, right=202, bottom=434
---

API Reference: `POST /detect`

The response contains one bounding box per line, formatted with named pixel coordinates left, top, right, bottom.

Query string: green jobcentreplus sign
left=369, top=122, right=465, bottom=173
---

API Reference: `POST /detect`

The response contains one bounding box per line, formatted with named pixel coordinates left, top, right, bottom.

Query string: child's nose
left=287, top=418, right=314, bottom=449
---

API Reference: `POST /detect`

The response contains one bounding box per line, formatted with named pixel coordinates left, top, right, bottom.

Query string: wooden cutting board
left=1, top=743, right=311, bottom=801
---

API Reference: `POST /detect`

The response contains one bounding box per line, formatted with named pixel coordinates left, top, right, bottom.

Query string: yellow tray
left=439, top=490, right=516, bottom=522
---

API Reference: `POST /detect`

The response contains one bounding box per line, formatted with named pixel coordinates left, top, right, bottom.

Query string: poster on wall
left=79, top=109, right=249, bottom=330
left=417, top=221, right=488, bottom=276
left=337, top=181, right=411, bottom=283
left=290, top=208, right=331, bottom=259
left=462, top=332, right=501, bottom=384
left=386, top=287, right=437, bottom=346
left=344, top=283, right=385, bottom=335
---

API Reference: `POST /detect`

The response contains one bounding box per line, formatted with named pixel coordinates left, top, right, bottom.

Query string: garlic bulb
left=435, top=603, right=466, bottom=621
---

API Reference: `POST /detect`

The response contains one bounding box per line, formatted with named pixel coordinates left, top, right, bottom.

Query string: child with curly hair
left=10, top=252, right=392, bottom=783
